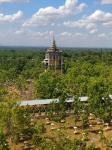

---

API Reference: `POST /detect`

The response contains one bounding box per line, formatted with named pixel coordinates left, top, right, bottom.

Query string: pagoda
left=42, top=38, right=63, bottom=74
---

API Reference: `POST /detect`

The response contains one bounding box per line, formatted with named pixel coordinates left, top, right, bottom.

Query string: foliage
left=73, top=138, right=86, bottom=150
left=35, top=71, right=57, bottom=99
left=32, top=135, right=43, bottom=145
left=82, top=112, right=89, bottom=130
left=0, top=131, right=10, bottom=150
left=102, top=112, right=111, bottom=123
left=73, top=95, right=83, bottom=126
left=87, top=143, right=97, bottom=150
left=36, top=123, right=46, bottom=134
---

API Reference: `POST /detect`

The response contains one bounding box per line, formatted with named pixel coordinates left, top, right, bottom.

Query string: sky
left=0, top=0, right=112, bottom=48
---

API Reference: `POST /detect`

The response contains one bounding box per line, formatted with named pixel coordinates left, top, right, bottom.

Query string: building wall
left=43, top=52, right=63, bottom=73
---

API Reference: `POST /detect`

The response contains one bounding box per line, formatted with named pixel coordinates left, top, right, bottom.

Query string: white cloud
left=103, top=21, right=112, bottom=26
left=101, top=0, right=112, bottom=4
left=15, top=28, right=54, bottom=38
left=60, top=32, right=72, bottom=39
left=87, top=10, right=112, bottom=22
left=15, top=30, right=24, bottom=35
left=87, top=10, right=112, bottom=27
left=0, top=11, right=23, bottom=23
left=1, top=28, right=112, bottom=47
left=59, top=31, right=87, bottom=40
left=0, top=0, right=29, bottom=2
left=74, top=32, right=87, bottom=39
left=63, top=10, right=112, bottom=32
left=98, top=33, right=106, bottom=38
left=22, top=0, right=87, bottom=27
left=63, top=20, right=97, bottom=32
left=90, top=29, right=98, bottom=34
left=85, top=23, right=97, bottom=30
left=63, top=20, right=87, bottom=28
left=13, top=28, right=112, bottom=41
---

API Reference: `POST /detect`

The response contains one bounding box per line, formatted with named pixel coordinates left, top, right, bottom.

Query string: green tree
left=88, top=77, right=111, bottom=122
left=73, top=95, right=82, bottom=126
left=35, top=71, right=57, bottom=99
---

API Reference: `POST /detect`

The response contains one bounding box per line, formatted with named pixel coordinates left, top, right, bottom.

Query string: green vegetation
left=0, top=47, right=112, bottom=149
left=0, top=47, right=112, bottom=98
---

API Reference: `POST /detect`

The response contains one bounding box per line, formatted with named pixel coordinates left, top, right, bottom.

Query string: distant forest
left=0, top=47, right=112, bottom=101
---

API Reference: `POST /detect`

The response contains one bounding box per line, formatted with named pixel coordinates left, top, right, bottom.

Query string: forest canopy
left=0, top=47, right=112, bottom=101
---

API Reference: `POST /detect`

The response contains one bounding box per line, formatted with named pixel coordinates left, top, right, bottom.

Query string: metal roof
left=66, top=96, right=88, bottom=103
left=19, top=95, right=112, bottom=107
left=19, top=97, right=88, bottom=107
left=19, top=99, right=59, bottom=106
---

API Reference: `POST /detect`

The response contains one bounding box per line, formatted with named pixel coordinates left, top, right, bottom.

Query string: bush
left=37, top=123, right=46, bottom=134
left=87, top=143, right=97, bottom=150
left=73, top=139, right=86, bottom=150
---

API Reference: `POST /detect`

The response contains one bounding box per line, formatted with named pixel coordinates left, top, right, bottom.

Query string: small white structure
left=74, top=126, right=78, bottom=134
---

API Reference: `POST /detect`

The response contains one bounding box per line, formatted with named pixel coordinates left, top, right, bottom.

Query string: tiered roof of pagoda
left=47, top=38, right=60, bottom=52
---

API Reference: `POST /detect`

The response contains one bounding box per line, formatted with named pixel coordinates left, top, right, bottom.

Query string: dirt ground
left=8, top=112, right=112, bottom=150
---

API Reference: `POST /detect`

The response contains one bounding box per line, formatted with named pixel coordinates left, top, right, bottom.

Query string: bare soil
left=8, top=112, right=112, bottom=150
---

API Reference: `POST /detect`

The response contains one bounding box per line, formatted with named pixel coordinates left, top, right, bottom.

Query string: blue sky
left=0, top=0, right=112, bottom=48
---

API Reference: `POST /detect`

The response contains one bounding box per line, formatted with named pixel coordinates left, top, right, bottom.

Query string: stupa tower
left=42, top=38, right=63, bottom=74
